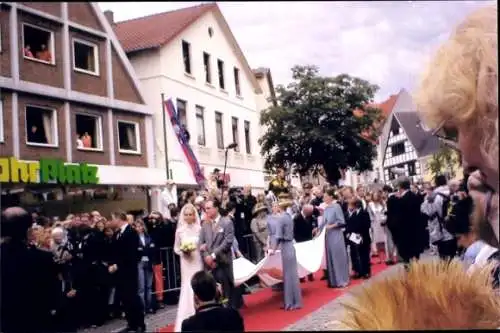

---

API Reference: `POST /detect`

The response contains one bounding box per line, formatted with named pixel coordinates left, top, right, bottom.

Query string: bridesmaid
left=269, top=194, right=302, bottom=310
left=315, top=188, right=349, bottom=288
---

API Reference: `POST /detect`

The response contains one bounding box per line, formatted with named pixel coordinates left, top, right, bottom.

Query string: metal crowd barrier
left=152, top=234, right=261, bottom=297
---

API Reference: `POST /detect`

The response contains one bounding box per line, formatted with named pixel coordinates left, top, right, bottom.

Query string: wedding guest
left=269, top=194, right=302, bottom=311
left=181, top=271, right=244, bottom=332
left=250, top=203, right=269, bottom=262
left=314, top=189, right=349, bottom=288
left=134, top=220, right=155, bottom=314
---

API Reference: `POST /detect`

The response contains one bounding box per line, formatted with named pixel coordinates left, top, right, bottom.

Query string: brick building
left=0, top=2, right=164, bottom=216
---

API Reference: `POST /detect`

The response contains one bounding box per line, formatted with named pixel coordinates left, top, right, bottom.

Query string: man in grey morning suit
left=199, top=200, right=236, bottom=308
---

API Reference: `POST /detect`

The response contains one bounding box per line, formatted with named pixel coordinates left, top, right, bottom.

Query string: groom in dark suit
left=199, top=200, right=236, bottom=308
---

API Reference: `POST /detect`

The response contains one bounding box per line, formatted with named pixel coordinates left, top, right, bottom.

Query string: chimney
left=104, top=10, right=114, bottom=25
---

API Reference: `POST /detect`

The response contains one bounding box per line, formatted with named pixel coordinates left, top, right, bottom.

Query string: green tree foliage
left=259, top=65, right=383, bottom=184
left=427, top=143, right=459, bottom=179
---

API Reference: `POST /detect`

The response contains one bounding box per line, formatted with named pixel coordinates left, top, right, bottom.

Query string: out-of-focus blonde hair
left=415, top=5, right=498, bottom=158
left=331, top=260, right=500, bottom=330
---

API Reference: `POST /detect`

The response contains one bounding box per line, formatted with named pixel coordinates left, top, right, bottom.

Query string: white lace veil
left=176, top=203, right=201, bottom=231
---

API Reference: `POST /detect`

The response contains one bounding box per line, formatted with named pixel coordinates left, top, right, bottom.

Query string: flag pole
left=161, top=93, right=170, bottom=180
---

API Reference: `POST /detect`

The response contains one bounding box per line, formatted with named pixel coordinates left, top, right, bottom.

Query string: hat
left=278, top=193, right=294, bottom=208
left=253, top=203, right=268, bottom=216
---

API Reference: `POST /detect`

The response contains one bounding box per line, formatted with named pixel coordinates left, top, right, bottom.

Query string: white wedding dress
left=173, top=207, right=203, bottom=332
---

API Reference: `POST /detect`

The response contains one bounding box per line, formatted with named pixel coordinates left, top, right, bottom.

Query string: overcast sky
left=99, top=1, right=492, bottom=102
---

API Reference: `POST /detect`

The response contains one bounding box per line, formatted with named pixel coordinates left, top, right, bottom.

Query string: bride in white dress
left=173, top=203, right=203, bottom=332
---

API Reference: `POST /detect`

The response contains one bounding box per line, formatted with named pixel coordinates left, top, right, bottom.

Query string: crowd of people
left=2, top=4, right=498, bottom=331
left=2, top=166, right=499, bottom=333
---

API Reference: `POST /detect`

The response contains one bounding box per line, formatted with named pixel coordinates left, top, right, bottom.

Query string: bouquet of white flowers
left=180, top=241, right=196, bottom=255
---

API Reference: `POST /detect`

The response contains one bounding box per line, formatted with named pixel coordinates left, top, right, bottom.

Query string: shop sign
left=0, top=157, right=99, bottom=184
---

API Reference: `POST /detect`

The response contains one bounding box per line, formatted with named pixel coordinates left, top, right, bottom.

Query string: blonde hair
left=332, top=260, right=500, bottom=330
left=415, top=5, right=498, bottom=160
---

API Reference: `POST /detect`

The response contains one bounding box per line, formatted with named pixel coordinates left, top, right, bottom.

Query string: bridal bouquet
left=180, top=241, right=197, bottom=255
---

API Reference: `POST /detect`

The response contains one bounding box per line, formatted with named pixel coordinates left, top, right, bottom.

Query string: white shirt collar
left=119, top=223, right=128, bottom=234
left=214, top=214, right=221, bottom=224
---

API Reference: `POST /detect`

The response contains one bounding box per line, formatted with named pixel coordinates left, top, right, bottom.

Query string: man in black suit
left=1, top=207, right=60, bottom=333
left=181, top=270, right=244, bottom=332
left=392, top=177, right=426, bottom=266
left=346, top=199, right=372, bottom=279
left=109, top=211, right=146, bottom=333
left=293, top=204, right=317, bottom=282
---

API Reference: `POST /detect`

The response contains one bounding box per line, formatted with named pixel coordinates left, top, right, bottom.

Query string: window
left=203, top=52, right=211, bottom=84
left=75, top=114, right=103, bottom=150
left=408, top=161, right=416, bottom=176
left=391, top=142, right=405, bottom=156
left=176, top=99, right=187, bottom=127
left=217, top=59, right=225, bottom=90
left=244, top=120, right=251, bottom=154
left=73, top=39, right=99, bottom=75
left=234, top=67, right=241, bottom=96
left=215, top=112, right=224, bottom=149
left=231, top=117, right=239, bottom=152
left=117, top=121, right=140, bottom=153
left=22, top=23, right=55, bottom=64
left=195, top=106, right=206, bottom=146
left=25, top=105, right=58, bottom=146
left=182, top=40, right=191, bottom=74
left=390, top=121, right=400, bottom=136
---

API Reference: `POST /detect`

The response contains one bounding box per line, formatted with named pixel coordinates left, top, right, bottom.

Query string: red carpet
left=158, top=261, right=388, bottom=332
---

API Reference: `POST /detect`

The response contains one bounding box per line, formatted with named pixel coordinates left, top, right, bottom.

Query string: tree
left=259, top=65, right=383, bottom=184
left=427, top=143, right=460, bottom=179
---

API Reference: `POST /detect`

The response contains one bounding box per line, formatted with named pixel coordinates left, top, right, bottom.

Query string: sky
left=98, top=1, right=492, bottom=102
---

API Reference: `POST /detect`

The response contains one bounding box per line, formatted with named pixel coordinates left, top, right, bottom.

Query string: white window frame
left=22, top=22, right=56, bottom=65
left=25, top=104, right=59, bottom=147
left=75, top=112, right=104, bottom=151
left=0, top=98, right=4, bottom=143
left=72, top=38, right=100, bottom=76
left=117, top=120, right=141, bottom=154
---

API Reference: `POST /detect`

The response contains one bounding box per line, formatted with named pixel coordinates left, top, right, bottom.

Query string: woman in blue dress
left=269, top=194, right=302, bottom=310
left=315, top=188, right=350, bottom=288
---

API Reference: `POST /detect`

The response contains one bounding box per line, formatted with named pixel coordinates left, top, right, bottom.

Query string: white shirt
left=160, top=187, right=177, bottom=218
left=119, top=223, right=128, bottom=236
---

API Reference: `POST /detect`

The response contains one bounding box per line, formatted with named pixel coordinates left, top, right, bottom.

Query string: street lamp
left=221, top=143, right=238, bottom=197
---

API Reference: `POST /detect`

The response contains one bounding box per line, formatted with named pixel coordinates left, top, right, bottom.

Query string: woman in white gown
left=173, top=203, right=203, bottom=332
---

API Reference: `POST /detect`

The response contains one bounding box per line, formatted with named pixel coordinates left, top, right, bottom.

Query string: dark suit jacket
left=346, top=209, right=371, bottom=244
left=395, top=191, right=426, bottom=255
left=181, top=303, right=244, bottom=332
left=293, top=213, right=317, bottom=242
left=1, top=242, right=60, bottom=333
left=111, top=224, right=141, bottom=284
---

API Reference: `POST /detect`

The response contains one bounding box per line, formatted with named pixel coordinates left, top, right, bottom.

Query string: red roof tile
left=356, top=92, right=400, bottom=144
left=113, top=3, right=216, bottom=53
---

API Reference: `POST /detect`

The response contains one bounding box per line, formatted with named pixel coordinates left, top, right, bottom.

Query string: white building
left=379, top=89, right=441, bottom=184
left=109, top=4, right=274, bottom=199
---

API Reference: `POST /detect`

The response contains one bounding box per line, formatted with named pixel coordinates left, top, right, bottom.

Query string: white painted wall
left=128, top=10, right=268, bottom=191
